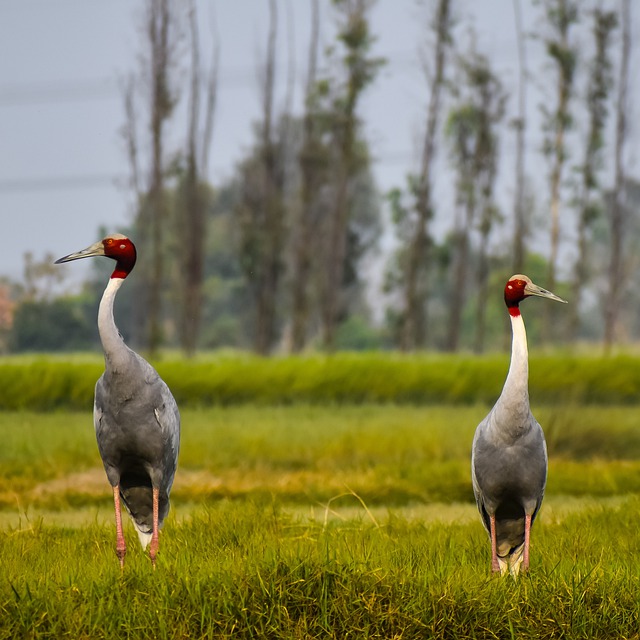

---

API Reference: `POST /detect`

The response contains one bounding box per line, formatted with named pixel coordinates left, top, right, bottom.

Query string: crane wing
left=153, top=386, right=181, bottom=467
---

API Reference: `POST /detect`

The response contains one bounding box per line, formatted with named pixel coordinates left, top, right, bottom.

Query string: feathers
left=498, top=542, right=524, bottom=577
left=56, top=236, right=180, bottom=566
left=471, top=275, right=565, bottom=575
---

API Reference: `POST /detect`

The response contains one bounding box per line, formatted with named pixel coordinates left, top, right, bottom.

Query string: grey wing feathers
left=92, top=355, right=180, bottom=493
left=153, top=384, right=181, bottom=489
left=470, top=416, right=491, bottom=532
left=471, top=410, right=547, bottom=526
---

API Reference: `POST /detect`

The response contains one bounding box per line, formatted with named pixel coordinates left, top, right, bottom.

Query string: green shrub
left=1, top=352, right=640, bottom=410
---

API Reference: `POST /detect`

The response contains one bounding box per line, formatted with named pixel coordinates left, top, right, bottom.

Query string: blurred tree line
left=4, top=0, right=639, bottom=355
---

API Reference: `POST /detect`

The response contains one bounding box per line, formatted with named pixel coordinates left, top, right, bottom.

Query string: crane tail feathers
left=497, top=556, right=509, bottom=576
left=498, top=543, right=525, bottom=578
left=131, top=520, right=152, bottom=549
left=122, top=506, right=152, bottom=549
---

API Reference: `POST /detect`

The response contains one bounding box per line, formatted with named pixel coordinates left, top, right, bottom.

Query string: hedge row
left=0, top=352, right=639, bottom=410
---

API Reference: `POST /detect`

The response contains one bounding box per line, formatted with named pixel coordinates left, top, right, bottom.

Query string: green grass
left=2, top=500, right=640, bottom=638
left=5, top=405, right=640, bottom=511
left=4, top=350, right=640, bottom=409
left=1, top=404, right=640, bottom=638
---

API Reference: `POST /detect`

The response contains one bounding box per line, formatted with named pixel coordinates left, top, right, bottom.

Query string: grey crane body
left=472, top=396, right=547, bottom=562
left=471, top=275, right=565, bottom=576
left=55, top=234, right=180, bottom=567
left=94, top=345, right=179, bottom=541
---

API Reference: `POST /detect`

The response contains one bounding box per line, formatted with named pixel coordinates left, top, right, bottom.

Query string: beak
left=54, top=240, right=105, bottom=264
left=524, top=281, right=567, bottom=304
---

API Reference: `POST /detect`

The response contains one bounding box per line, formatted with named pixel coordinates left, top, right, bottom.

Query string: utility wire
left=0, top=174, right=126, bottom=193
left=0, top=152, right=414, bottom=194
left=0, top=54, right=417, bottom=107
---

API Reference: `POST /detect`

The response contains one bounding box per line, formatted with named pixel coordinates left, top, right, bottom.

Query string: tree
left=444, top=51, right=505, bottom=352
left=290, top=0, right=324, bottom=352
left=11, top=252, right=95, bottom=352
left=540, top=0, right=578, bottom=341
left=22, top=252, right=64, bottom=302
left=121, top=0, right=183, bottom=355
left=604, top=0, right=630, bottom=350
left=235, top=0, right=291, bottom=354
left=10, top=298, right=95, bottom=352
left=569, top=8, right=616, bottom=340
left=318, top=0, right=383, bottom=350
left=394, top=0, right=453, bottom=351
left=511, top=0, right=528, bottom=273
left=144, top=0, right=181, bottom=355
left=177, top=0, right=219, bottom=356
left=0, top=282, right=14, bottom=353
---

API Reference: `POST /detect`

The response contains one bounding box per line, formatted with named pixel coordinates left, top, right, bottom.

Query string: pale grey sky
left=0, top=0, right=635, bottom=286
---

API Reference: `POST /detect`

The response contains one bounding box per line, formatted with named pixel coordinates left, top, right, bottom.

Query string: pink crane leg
left=113, top=485, right=126, bottom=569
left=149, top=487, right=160, bottom=568
left=523, top=513, right=532, bottom=571
left=489, top=515, right=500, bottom=573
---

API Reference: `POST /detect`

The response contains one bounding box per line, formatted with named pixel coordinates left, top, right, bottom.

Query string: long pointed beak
left=54, top=240, right=105, bottom=264
left=524, top=281, right=567, bottom=304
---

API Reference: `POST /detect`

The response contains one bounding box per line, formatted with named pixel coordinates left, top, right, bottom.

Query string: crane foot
left=149, top=536, right=159, bottom=569
left=116, top=544, right=126, bottom=570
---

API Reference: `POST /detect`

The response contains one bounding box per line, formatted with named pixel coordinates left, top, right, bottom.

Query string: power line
left=0, top=152, right=417, bottom=195
left=0, top=78, right=120, bottom=106
left=0, top=53, right=418, bottom=107
left=0, top=174, right=126, bottom=193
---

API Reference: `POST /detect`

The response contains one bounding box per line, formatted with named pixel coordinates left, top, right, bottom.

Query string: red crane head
left=55, top=234, right=137, bottom=279
left=504, top=274, right=567, bottom=317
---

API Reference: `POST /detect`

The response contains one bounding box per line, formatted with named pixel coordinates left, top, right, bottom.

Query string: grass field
left=4, top=350, right=640, bottom=409
left=1, top=404, right=640, bottom=638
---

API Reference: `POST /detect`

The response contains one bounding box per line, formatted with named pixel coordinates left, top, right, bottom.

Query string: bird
left=55, top=234, right=180, bottom=568
left=471, top=274, right=566, bottom=576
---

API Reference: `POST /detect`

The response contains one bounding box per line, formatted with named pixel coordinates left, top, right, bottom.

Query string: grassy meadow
left=1, top=354, right=640, bottom=638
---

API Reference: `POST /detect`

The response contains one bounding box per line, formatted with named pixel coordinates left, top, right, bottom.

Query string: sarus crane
left=471, top=274, right=566, bottom=576
left=56, top=234, right=180, bottom=568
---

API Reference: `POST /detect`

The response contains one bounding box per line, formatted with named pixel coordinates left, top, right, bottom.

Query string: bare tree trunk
left=146, top=0, right=174, bottom=356
left=474, top=242, right=489, bottom=352
left=401, top=0, right=451, bottom=351
left=200, top=20, right=220, bottom=176
left=290, top=0, right=320, bottom=352
left=604, top=0, right=629, bottom=351
left=179, top=0, right=217, bottom=357
left=569, top=9, right=616, bottom=341
left=446, top=202, right=472, bottom=352
left=121, top=76, right=146, bottom=348
left=511, top=0, right=527, bottom=273
left=321, top=151, right=352, bottom=351
left=254, top=0, right=287, bottom=355
left=542, top=0, right=576, bottom=342
left=254, top=0, right=278, bottom=354
left=475, top=180, right=499, bottom=353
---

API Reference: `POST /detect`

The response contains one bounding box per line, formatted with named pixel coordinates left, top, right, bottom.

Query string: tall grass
left=3, top=351, right=640, bottom=410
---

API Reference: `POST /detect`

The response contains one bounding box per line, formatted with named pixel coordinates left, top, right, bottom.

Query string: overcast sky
left=0, top=0, right=635, bottom=286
